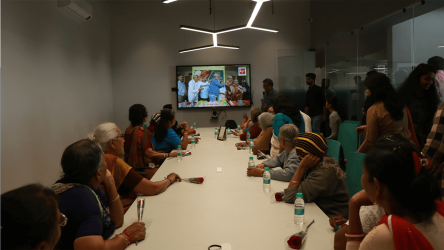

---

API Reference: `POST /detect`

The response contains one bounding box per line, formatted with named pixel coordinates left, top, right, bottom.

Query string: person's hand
left=262, top=104, right=269, bottom=110
left=299, top=153, right=321, bottom=170
left=124, top=222, right=146, bottom=242
left=255, top=164, right=266, bottom=169
left=198, top=88, right=204, bottom=91
left=105, top=169, right=113, bottom=179
left=329, top=216, right=348, bottom=228
left=235, top=142, right=247, bottom=147
left=361, top=108, right=366, bottom=115
left=322, top=115, right=327, bottom=122
left=243, top=113, right=248, bottom=120
left=356, top=125, right=367, bottom=136
left=167, top=172, right=182, bottom=183
left=169, top=152, right=178, bottom=157
left=247, top=167, right=264, bottom=177
left=181, top=122, right=188, bottom=129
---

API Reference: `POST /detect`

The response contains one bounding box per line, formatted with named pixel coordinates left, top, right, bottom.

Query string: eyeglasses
left=113, top=134, right=124, bottom=140
left=59, top=213, right=68, bottom=227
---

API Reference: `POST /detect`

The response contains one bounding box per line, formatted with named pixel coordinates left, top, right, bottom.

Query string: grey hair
left=87, top=122, right=120, bottom=151
left=258, top=112, right=274, bottom=130
left=250, top=106, right=262, bottom=123
left=279, top=124, right=299, bottom=147
left=315, top=156, right=346, bottom=180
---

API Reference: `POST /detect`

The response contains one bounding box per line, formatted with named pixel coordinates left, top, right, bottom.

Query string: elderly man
left=177, top=74, right=187, bottom=103
left=209, top=73, right=226, bottom=101
left=188, top=74, right=203, bottom=103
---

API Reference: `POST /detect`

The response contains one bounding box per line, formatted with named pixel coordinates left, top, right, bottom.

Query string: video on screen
left=176, top=65, right=251, bottom=109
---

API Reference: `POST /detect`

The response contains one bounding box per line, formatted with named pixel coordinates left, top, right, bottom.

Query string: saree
left=124, top=126, right=158, bottom=180
left=378, top=200, right=444, bottom=250
left=104, top=154, right=139, bottom=213
left=270, top=133, right=280, bottom=158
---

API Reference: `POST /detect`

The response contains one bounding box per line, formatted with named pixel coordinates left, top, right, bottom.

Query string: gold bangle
left=110, top=194, right=120, bottom=204
left=117, top=234, right=130, bottom=246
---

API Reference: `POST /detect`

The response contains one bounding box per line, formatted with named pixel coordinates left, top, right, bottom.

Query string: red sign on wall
left=238, top=67, right=247, bottom=76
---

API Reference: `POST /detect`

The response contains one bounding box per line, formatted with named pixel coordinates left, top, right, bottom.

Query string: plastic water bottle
left=263, top=167, right=271, bottom=191
left=294, top=193, right=305, bottom=225
left=246, top=131, right=250, bottom=144
left=215, top=128, right=218, bottom=138
left=194, top=121, right=197, bottom=130
left=227, top=129, right=231, bottom=138
left=248, top=156, right=255, bottom=168
left=249, top=139, right=254, bottom=154
left=237, top=124, right=241, bottom=132
left=177, top=145, right=182, bottom=161
left=191, top=135, right=195, bottom=148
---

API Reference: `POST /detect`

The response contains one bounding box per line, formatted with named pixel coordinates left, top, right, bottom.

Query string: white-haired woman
left=247, top=124, right=301, bottom=182
left=88, top=123, right=182, bottom=212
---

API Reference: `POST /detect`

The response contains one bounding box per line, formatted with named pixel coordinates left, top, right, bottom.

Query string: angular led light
left=180, top=25, right=214, bottom=35
left=216, top=44, right=240, bottom=50
left=249, top=26, right=278, bottom=33
left=163, top=0, right=178, bottom=3
left=179, top=45, right=215, bottom=53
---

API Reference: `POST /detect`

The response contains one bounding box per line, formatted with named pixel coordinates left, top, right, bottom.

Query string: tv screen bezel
left=176, top=64, right=252, bottom=110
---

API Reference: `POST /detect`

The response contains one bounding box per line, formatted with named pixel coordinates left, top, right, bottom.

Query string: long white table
left=114, top=128, right=334, bottom=250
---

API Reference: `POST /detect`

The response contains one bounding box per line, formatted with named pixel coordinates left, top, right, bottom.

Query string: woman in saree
left=89, top=122, right=182, bottom=212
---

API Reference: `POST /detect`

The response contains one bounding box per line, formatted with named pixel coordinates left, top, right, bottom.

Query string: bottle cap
left=178, top=145, right=181, bottom=148
left=265, top=167, right=269, bottom=171
left=249, top=156, right=253, bottom=160
left=192, top=134, right=195, bottom=137
left=215, top=128, right=217, bottom=129
left=250, top=139, right=253, bottom=141
left=143, top=124, right=147, bottom=128
left=296, top=193, right=303, bottom=198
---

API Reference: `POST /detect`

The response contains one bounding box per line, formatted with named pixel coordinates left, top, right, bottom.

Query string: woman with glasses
left=51, top=139, right=145, bottom=250
left=88, top=122, right=182, bottom=212
left=1, top=183, right=65, bottom=250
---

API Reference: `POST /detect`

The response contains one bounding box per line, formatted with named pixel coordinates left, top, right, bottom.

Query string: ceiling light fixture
left=175, top=0, right=277, bottom=53
left=439, top=46, right=444, bottom=48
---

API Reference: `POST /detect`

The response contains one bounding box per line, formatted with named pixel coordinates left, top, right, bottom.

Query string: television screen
left=176, top=64, right=251, bottom=109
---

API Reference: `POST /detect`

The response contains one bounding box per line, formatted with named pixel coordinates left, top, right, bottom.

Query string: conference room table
left=114, top=127, right=335, bottom=250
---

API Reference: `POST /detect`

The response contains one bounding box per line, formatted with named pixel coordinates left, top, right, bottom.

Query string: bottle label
left=263, top=179, right=270, bottom=184
left=178, top=153, right=182, bottom=157
left=295, top=208, right=305, bottom=215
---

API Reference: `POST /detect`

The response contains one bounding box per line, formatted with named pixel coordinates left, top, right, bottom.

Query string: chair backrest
left=343, top=120, right=361, bottom=126
left=346, top=152, right=366, bottom=197
left=338, top=123, right=359, bottom=160
left=326, top=139, right=341, bottom=161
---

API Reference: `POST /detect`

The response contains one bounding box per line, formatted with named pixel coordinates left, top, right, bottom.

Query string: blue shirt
left=273, top=113, right=305, bottom=137
left=151, top=128, right=182, bottom=150
left=178, top=80, right=186, bottom=96
left=209, top=78, right=225, bottom=95
left=200, top=85, right=210, bottom=98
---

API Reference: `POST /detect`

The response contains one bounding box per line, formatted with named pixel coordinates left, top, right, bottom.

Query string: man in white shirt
left=198, top=79, right=211, bottom=102
left=188, top=75, right=203, bottom=103
left=177, top=75, right=187, bottom=103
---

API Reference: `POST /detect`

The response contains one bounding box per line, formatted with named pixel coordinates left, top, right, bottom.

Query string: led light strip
left=174, top=0, right=276, bottom=53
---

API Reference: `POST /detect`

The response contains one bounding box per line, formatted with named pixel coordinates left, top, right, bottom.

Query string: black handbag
left=224, top=120, right=237, bottom=129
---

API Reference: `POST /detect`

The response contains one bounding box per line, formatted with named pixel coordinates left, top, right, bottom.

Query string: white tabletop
left=114, top=128, right=334, bottom=250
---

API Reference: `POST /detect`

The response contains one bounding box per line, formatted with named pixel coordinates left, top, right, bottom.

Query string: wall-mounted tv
left=176, top=64, right=252, bottom=109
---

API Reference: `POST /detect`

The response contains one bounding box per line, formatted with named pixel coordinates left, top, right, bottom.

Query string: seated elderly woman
left=247, top=124, right=301, bottom=182
left=51, top=139, right=146, bottom=250
left=236, top=112, right=274, bottom=155
left=1, top=184, right=63, bottom=250
left=152, top=108, right=191, bottom=151
left=233, top=106, right=262, bottom=141
left=89, top=122, right=182, bottom=212
left=275, top=132, right=349, bottom=219
left=271, top=95, right=306, bottom=157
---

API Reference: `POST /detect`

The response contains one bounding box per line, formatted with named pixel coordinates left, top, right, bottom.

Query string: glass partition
left=323, top=1, right=444, bottom=127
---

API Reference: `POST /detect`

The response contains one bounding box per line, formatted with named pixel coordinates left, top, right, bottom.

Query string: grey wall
left=110, top=0, right=311, bottom=130
left=1, top=0, right=113, bottom=192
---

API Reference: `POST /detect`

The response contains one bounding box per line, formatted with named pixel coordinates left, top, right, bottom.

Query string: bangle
left=165, top=177, right=172, bottom=184
left=123, top=231, right=133, bottom=243
left=117, top=234, right=130, bottom=246
left=345, top=233, right=365, bottom=238
left=110, top=194, right=120, bottom=204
